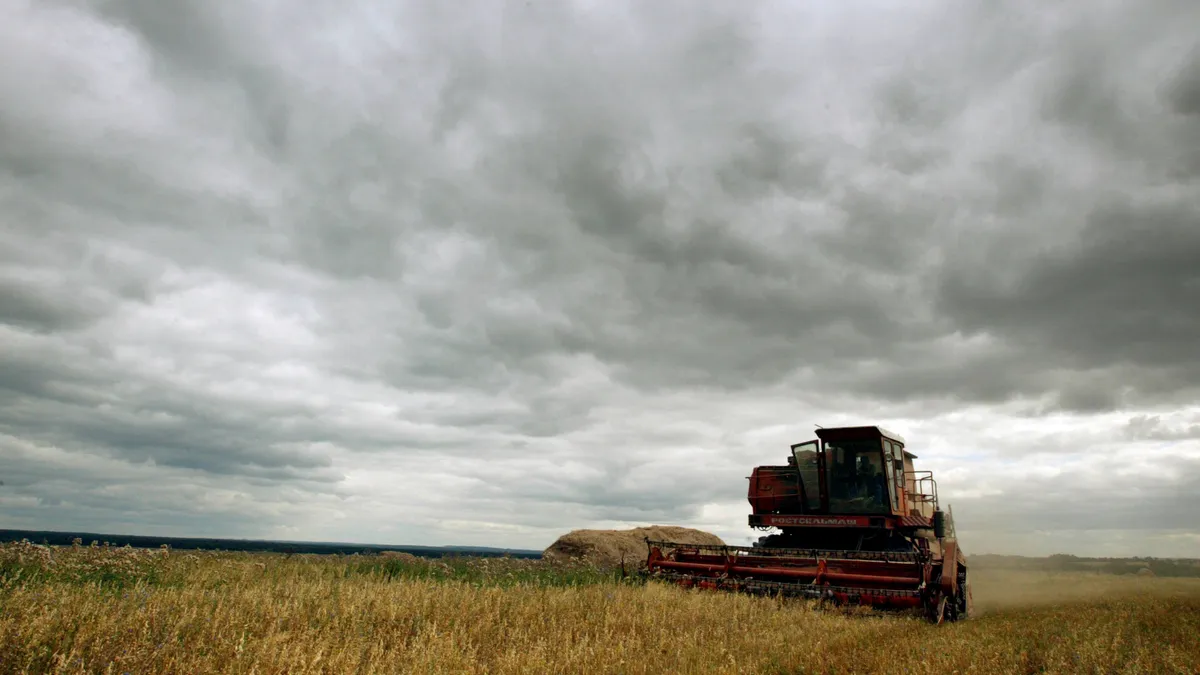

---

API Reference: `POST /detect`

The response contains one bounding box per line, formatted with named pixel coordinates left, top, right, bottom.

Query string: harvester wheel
left=956, top=569, right=973, bottom=620
left=933, top=595, right=948, bottom=625
left=926, top=566, right=971, bottom=624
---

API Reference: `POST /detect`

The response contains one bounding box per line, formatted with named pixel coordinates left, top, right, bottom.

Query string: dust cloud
left=968, top=569, right=1200, bottom=615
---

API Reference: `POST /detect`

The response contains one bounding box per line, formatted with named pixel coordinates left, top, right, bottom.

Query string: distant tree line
left=972, top=553, right=1200, bottom=577
left=0, top=529, right=542, bottom=559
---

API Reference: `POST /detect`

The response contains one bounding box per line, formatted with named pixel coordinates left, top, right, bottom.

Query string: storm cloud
left=1, top=0, right=1198, bottom=556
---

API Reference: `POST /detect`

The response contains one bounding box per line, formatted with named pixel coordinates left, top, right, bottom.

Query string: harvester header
left=645, top=424, right=971, bottom=624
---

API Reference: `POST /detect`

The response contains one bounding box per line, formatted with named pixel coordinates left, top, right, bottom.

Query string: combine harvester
left=644, top=425, right=972, bottom=624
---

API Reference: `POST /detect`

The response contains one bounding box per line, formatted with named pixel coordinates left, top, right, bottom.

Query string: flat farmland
left=1, top=541, right=1197, bottom=674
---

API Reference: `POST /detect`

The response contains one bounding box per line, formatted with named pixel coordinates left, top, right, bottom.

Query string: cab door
left=883, top=440, right=905, bottom=515
left=789, top=441, right=824, bottom=512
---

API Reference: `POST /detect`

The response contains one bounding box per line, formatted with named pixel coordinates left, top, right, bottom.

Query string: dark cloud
left=1165, top=46, right=1200, bottom=117
left=0, top=0, right=1197, bottom=554
left=938, top=197, right=1200, bottom=410
left=0, top=278, right=104, bottom=332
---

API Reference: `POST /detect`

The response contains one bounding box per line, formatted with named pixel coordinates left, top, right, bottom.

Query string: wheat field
left=1, top=540, right=1198, bottom=674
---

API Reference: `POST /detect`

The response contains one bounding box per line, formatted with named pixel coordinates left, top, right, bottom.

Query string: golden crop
left=1, top=540, right=1197, bottom=674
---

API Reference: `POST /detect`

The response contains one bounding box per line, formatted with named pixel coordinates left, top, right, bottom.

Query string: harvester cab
left=645, top=425, right=972, bottom=624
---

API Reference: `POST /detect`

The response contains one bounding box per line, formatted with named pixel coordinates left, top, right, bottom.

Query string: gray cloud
left=955, top=456, right=1200, bottom=545
left=1124, top=414, right=1200, bottom=442
left=0, top=0, right=1198, bottom=555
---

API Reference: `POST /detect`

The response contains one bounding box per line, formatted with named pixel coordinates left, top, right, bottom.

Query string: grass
left=349, top=553, right=620, bottom=588
left=1, top=540, right=1198, bottom=674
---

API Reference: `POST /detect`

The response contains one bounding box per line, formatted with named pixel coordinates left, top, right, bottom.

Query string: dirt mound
left=543, top=526, right=725, bottom=569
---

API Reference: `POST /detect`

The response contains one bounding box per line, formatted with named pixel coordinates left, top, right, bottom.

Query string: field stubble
left=1, top=540, right=1198, bottom=674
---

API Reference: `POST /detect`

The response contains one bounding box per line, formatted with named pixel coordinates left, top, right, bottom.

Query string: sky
left=1, top=0, right=1199, bottom=559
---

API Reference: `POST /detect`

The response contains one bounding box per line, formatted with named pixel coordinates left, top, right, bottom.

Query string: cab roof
left=813, top=425, right=915, bottom=456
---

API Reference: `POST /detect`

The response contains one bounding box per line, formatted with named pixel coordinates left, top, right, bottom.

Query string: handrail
left=903, top=470, right=939, bottom=512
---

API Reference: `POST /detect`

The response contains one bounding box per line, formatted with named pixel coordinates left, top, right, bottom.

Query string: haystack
left=543, top=526, right=725, bottom=569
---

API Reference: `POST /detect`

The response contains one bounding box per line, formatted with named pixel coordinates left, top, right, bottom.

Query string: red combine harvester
left=644, top=425, right=972, bottom=623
